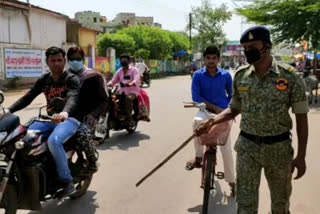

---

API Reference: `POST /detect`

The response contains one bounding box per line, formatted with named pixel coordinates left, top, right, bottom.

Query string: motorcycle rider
left=67, top=47, right=108, bottom=173
left=7, top=47, right=80, bottom=196
left=108, top=54, right=140, bottom=125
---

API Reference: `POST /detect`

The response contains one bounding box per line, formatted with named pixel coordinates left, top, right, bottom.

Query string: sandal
left=185, top=158, right=202, bottom=171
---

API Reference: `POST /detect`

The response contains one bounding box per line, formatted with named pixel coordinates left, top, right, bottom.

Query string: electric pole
left=189, top=13, right=192, bottom=51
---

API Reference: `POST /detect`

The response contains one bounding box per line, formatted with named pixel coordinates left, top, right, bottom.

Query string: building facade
left=67, top=20, right=101, bottom=57
left=0, top=0, right=68, bottom=84
left=112, top=12, right=160, bottom=28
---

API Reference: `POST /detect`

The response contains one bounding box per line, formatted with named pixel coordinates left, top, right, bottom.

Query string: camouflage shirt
left=230, top=58, right=308, bottom=136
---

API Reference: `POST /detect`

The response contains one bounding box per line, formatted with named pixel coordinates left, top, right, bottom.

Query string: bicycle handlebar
left=184, top=104, right=196, bottom=108
left=183, top=102, right=206, bottom=110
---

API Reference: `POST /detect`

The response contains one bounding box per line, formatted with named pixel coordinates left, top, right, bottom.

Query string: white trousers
left=193, top=110, right=236, bottom=183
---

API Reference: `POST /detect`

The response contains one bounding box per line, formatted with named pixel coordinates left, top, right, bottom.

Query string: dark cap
left=240, top=26, right=272, bottom=45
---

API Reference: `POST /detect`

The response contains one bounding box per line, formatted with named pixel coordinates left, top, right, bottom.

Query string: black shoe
left=62, top=181, right=76, bottom=197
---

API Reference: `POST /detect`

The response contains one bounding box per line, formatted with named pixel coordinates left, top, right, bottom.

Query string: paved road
left=1, top=75, right=319, bottom=214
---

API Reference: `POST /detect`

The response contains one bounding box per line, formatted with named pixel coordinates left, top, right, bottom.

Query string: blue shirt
left=192, top=67, right=233, bottom=108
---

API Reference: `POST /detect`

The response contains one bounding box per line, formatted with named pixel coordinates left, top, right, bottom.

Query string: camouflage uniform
left=230, top=59, right=309, bottom=214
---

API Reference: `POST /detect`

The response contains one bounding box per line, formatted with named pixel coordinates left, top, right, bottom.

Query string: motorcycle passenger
left=136, top=58, right=150, bottom=86
left=108, top=54, right=140, bottom=125
left=7, top=47, right=80, bottom=197
left=129, top=56, right=136, bottom=67
left=67, top=47, right=108, bottom=173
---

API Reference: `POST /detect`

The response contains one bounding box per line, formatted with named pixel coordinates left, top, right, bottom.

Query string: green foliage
left=98, top=25, right=190, bottom=60
left=237, top=0, right=320, bottom=49
left=97, top=33, right=135, bottom=57
left=187, top=0, right=232, bottom=51
left=135, top=49, right=150, bottom=59
left=120, top=26, right=173, bottom=59
left=168, top=31, right=190, bottom=53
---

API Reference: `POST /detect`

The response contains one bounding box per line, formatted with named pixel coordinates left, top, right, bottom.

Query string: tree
left=237, top=0, right=320, bottom=49
left=188, top=1, right=232, bottom=51
left=120, top=26, right=173, bottom=59
left=98, top=26, right=190, bottom=60
left=135, top=49, right=150, bottom=59
left=237, top=0, right=320, bottom=69
left=97, top=33, right=135, bottom=57
left=168, top=31, right=190, bottom=54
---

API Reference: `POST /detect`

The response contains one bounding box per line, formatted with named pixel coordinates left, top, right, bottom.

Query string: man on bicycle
left=185, top=46, right=236, bottom=193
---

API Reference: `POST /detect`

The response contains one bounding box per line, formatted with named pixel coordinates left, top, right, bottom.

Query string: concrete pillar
left=91, top=46, right=96, bottom=69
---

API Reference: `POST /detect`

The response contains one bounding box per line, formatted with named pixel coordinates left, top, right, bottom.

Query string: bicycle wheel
left=202, top=153, right=214, bottom=214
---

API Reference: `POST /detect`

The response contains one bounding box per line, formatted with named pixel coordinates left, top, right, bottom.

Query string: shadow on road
left=27, top=191, right=99, bottom=214
left=188, top=182, right=237, bottom=214
left=96, top=131, right=150, bottom=151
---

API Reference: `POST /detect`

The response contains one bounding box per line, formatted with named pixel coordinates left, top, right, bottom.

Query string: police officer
left=196, top=26, right=309, bottom=214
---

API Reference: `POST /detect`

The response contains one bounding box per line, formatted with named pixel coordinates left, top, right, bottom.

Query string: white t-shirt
left=136, top=63, right=148, bottom=75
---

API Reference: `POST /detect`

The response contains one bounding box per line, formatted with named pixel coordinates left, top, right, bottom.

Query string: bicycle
left=184, top=102, right=231, bottom=214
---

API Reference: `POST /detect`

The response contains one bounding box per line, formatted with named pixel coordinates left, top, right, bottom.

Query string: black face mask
left=244, top=48, right=264, bottom=64
left=121, top=61, right=129, bottom=68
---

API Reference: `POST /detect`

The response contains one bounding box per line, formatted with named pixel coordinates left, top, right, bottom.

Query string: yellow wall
left=79, top=28, right=97, bottom=56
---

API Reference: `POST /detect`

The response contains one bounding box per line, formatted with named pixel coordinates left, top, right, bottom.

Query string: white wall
left=0, top=8, right=30, bottom=44
left=0, top=6, right=67, bottom=80
left=0, top=7, right=66, bottom=49
left=30, top=11, right=66, bottom=48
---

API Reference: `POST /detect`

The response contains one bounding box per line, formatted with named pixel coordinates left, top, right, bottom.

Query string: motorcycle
left=94, top=85, right=139, bottom=144
left=142, top=71, right=151, bottom=87
left=0, top=94, right=93, bottom=214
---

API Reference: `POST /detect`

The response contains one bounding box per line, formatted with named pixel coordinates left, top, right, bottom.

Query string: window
left=100, top=18, right=103, bottom=22
left=94, top=17, right=97, bottom=23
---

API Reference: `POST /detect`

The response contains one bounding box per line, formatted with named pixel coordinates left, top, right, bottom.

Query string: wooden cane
left=136, top=133, right=196, bottom=187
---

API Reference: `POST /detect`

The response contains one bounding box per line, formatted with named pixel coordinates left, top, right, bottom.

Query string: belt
left=240, top=131, right=290, bottom=144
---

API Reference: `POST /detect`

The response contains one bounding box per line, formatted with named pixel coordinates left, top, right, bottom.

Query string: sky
left=27, top=0, right=254, bottom=41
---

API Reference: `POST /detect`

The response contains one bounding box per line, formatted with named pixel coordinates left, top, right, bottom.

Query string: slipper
left=185, top=159, right=202, bottom=171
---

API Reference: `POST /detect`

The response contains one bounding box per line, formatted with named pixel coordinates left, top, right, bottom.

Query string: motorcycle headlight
left=15, top=141, right=25, bottom=150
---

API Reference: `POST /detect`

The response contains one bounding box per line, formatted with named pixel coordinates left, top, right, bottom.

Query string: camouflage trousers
left=75, top=122, right=99, bottom=164
left=235, top=135, right=294, bottom=214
